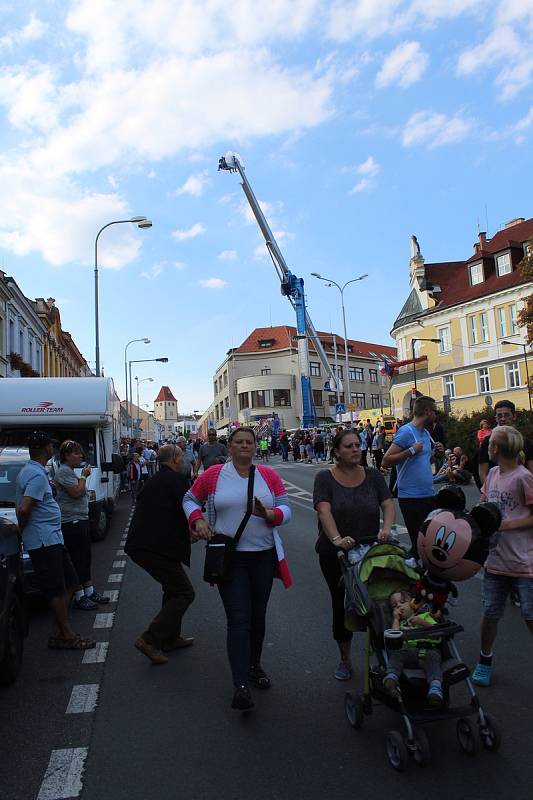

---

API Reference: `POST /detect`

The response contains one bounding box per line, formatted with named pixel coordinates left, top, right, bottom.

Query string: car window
left=0, top=464, right=24, bottom=507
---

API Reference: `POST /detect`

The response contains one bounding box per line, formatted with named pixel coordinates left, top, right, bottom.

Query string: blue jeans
left=218, top=548, right=277, bottom=686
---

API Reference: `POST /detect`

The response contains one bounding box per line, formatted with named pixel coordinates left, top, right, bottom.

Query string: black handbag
left=203, top=466, right=255, bottom=584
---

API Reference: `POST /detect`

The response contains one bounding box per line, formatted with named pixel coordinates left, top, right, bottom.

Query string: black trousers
left=62, top=519, right=92, bottom=584
left=399, top=497, right=435, bottom=558
left=319, top=549, right=352, bottom=644
left=130, top=549, right=195, bottom=649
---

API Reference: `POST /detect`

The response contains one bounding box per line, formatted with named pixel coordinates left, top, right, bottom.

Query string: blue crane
left=218, top=151, right=340, bottom=429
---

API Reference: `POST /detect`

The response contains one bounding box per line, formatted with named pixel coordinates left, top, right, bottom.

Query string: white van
left=0, top=378, right=122, bottom=540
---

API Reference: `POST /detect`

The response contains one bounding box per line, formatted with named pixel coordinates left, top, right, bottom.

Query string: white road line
left=94, top=612, right=114, bottom=629
left=103, top=589, right=119, bottom=602
left=66, top=684, right=99, bottom=714
left=108, top=573, right=123, bottom=583
left=37, top=747, right=88, bottom=800
left=82, top=642, right=109, bottom=664
left=116, top=549, right=125, bottom=556
left=112, top=560, right=126, bottom=568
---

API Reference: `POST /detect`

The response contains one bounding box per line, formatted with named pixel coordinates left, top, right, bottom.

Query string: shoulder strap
left=233, top=465, right=255, bottom=546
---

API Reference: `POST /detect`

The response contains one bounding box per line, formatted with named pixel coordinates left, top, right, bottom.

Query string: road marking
left=103, top=589, right=119, bottom=602
left=108, top=573, right=123, bottom=583
left=116, top=549, right=125, bottom=556
left=82, top=642, right=109, bottom=664
left=94, top=612, right=114, bottom=628
left=282, top=479, right=313, bottom=502
left=66, top=684, right=99, bottom=714
left=37, top=748, right=88, bottom=799
left=113, top=560, right=126, bottom=568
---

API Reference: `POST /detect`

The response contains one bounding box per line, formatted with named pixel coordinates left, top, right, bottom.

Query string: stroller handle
left=399, top=621, right=464, bottom=643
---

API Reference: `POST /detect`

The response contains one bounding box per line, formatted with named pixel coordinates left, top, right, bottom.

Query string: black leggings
left=319, top=550, right=352, bottom=644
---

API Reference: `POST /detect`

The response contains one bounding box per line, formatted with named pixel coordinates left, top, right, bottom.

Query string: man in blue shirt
left=16, top=431, right=95, bottom=651
left=382, top=396, right=443, bottom=563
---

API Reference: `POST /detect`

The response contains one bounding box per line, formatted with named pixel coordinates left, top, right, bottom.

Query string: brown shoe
left=134, top=637, right=169, bottom=665
left=162, top=636, right=195, bottom=653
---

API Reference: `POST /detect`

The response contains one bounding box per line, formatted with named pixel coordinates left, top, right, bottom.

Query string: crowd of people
left=13, top=395, right=533, bottom=714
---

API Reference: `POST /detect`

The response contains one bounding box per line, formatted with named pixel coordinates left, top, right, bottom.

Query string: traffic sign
left=347, top=402, right=357, bottom=411
left=485, top=395, right=493, bottom=407
left=335, top=403, right=346, bottom=414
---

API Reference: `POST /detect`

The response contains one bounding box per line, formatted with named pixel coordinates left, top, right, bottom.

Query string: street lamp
left=124, top=338, right=150, bottom=440
left=135, top=377, right=154, bottom=436
left=311, top=272, right=368, bottom=424
left=502, top=340, right=532, bottom=411
left=411, top=338, right=441, bottom=395
left=94, top=216, right=153, bottom=377
left=128, top=357, right=169, bottom=441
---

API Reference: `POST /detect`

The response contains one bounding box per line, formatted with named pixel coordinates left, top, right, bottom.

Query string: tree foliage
left=437, top=408, right=533, bottom=462
left=517, top=236, right=533, bottom=346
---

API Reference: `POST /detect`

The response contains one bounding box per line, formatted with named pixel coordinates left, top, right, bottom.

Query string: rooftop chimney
left=504, top=217, right=525, bottom=229
left=478, top=231, right=487, bottom=249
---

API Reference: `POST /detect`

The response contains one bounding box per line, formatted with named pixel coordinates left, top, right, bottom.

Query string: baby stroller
left=340, top=542, right=501, bottom=771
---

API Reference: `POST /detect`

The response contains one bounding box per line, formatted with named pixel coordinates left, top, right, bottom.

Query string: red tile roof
left=154, top=385, right=177, bottom=403
left=235, top=325, right=396, bottom=359
left=424, top=217, right=533, bottom=315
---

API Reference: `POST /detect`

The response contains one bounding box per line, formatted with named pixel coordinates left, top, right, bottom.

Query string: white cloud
left=172, top=223, right=207, bottom=241
left=402, top=110, right=475, bottom=147
left=173, top=261, right=187, bottom=270
left=457, top=23, right=533, bottom=100
left=198, top=277, right=228, bottom=289
left=218, top=250, right=238, bottom=260
left=349, top=155, right=380, bottom=193
left=176, top=170, right=210, bottom=197
left=376, top=41, right=428, bottom=88
left=0, top=14, right=47, bottom=50
left=141, top=262, right=165, bottom=280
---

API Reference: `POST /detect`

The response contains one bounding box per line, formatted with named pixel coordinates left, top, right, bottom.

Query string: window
left=497, top=307, right=507, bottom=338
left=509, top=304, right=519, bottom=335
left=496, top=252, right=511, bottom=276
left=273, top=389, right=291, bottom=407
left=351, top=393, right=365, bottom=407
left=251, top=389, right=272, bottom=408
left=9, top=320, right=14, bottom=352
left=258, top=338, right=275, bottom=348
left=309, top=361, right=321, bottom=377
left=350, top=367, right=364, bottom=381
left=480, top=312, right=489, bottom=343
left=333, top=364, right=343, bottom=380
left=370, top=394, right=381, bottom=408
left=19, top=330, right=23, bottom=358
left=469, top=262, right=484, bottom=285
left=469, top=315, right=479, bottom=345
left=443, top=374, right=456, bottom=399
left=261, top=368, right=271, bottom=375
left=507, top=361, right=520, bottom=388
left=312, top=389, right=323, bottom=407
left=369, top=368, right=378, bottom=383
left=412, top=340, right=421, bottom=358
left=328, top=395, right=337, bottom=406
left=478, top=368, right=491, bottom=393
left=223, top=371, right=228, bottom=386
left=438, top=327, right=451, bottom=353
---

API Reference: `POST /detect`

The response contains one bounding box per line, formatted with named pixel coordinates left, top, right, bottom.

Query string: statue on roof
left=410, top=235, right=421, bottom=260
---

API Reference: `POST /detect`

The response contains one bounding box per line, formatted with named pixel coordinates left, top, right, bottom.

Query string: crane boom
left=218, top=151, right=340, bottom=428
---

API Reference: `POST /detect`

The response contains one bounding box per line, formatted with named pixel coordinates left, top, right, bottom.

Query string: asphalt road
left=2, top=461, right=533, bottom=799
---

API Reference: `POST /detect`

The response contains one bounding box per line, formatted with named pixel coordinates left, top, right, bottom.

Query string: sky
left=1, top=0, right=532, bottom=414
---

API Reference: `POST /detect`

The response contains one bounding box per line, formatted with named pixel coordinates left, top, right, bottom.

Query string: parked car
left=0, top=515, right=27, bottom=685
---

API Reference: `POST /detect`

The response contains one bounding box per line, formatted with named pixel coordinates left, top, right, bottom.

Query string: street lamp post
left=95, top=216, right=152, bottom=377
left=411, top=338, right=441, bottom=395
left=128, top=357, right=169, bottom=442
left=502, top=340, right=532, bottom=411
left=124, top=338, right=150, bottom=440
left=135, top=377, right=154, bottom=437
left=311, top=272, right=368, bottom=425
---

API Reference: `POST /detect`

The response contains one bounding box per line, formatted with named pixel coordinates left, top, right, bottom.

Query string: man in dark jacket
left=125, top=444, right=195, bottom=665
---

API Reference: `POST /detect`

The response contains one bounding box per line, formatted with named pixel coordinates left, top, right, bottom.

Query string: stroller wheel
left=479, top=713, right=501, bottom=752
left=345, top=692, right=364, bottom=729
left=456, top=717, right=479, bottom=755
left=411, top=726, right=431, bottom=766
left=386, top=730, right=408, bottom=771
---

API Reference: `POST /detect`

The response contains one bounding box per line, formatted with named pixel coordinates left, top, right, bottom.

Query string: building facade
left=34, top=298, right=91, bottom=378
left=0, top=274, right=11, bottom=377
left=3, top=275, right=47, bottom=377
left=390, top=218, right=533, bottom=418
left=207, top=325, right=396, bottom=432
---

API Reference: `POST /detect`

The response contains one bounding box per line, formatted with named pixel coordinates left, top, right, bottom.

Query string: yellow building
left=390, top=217, right=533, bottom=418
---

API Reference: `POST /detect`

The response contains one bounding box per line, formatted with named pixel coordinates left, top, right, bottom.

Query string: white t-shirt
left=213, top=462, right=275, bottom=551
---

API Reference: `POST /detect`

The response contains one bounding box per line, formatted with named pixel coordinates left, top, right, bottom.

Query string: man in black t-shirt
left=478, top=399, right=533, bottom=485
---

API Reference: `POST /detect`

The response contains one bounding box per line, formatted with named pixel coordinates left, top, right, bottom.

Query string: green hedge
left=437, top=408, right=533, bottom=461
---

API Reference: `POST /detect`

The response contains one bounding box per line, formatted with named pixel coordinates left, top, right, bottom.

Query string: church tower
left=154, top=386, right=178, bottom=423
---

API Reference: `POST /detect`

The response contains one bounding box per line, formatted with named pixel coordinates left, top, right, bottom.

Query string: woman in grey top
left=55, top=440, right=110, bottom=610
left=313, top=428, right=395, bottom=681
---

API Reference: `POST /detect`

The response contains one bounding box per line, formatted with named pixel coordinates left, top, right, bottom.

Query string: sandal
left=48, top=634, right=96, bottom=650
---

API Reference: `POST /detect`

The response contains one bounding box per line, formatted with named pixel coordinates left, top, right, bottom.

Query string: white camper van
left=0, top=378, right=122, bottom=540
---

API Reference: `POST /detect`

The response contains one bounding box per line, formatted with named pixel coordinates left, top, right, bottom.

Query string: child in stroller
left=384, top=590, right=443, bottom=707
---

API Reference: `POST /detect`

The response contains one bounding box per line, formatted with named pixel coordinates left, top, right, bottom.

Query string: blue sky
left=1, top=1, right=532, bottom=412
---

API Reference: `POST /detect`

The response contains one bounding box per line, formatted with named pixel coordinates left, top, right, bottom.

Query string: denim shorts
left=482, top=571, right=533, bottom=621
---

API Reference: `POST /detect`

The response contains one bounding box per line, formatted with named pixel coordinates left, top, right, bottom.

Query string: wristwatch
left=408, top=446, right=416, bottom=457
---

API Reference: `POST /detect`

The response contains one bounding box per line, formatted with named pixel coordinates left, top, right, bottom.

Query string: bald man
left=125, top=444, right=195, bottom=665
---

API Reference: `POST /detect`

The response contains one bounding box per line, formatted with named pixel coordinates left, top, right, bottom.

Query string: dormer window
left=258, top=338, right=275, bottom=348
left=469, top=262, right=484, bottom=285
left=496, top=252, right=511, bottom=277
